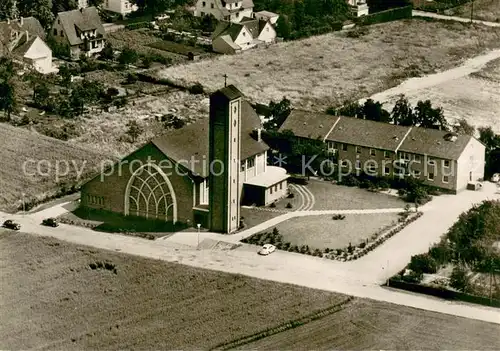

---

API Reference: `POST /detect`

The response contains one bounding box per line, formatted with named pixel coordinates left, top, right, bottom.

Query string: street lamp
left=197, top=223, right=201, bottom=250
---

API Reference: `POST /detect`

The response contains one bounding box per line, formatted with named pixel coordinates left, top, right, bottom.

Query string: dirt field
left=271, top=213, right=399, bottom=250
left=378, top=57, right=500, bottom=133
left=238, top=298, right=500, bottom=350
left=0, top=123, right=111, bottom=212
left=157, top=18, right=500, bottom=110
left=0, top=231, right=348, bottom=350
left=450, top=0, right=500, bottom=22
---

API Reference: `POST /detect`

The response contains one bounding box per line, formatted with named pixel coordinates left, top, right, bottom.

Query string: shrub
left=347, top=242, right=354, bottom=254
left=126, top=72, right=138, bottom=84
left=346, top=26, right=369, bottom=38
left=341, top=174, right=360, bottom=187
left=450, top=265, right=470, bottom=293
left=282, top=242, right=291, bottom=251
left=358, top=242, right=366, bottom=249
left=400, top=271, right=423, bottom=283
left=270, top=202, right=276, bottom=208
left=285, top=202, right=293, bottom=209
left=287, top=192, right=295, bottom=198
left=408, top=253, right=438, bottom=274
left=188, top=82, right=204, bottom=94
left=428, top=242, right=451, bottom=265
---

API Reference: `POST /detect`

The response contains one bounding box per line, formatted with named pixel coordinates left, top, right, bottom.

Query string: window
left=270, top=187, right=273, bottom=194
left=356, top=146, right=361, bottom=154
left=442, top=175, right=449, bottom=183
left=240, top=161, right=246, bottom=172
left=266, top=26, right=269, bottom=31
left=342, top=144, right=348, bottom=151
left=414, top=170, right=421, bottom=177
left=53, top=28, right=57, bottom=36
left=414, top=154, right=421, bottom=162
left=384, top=151, right=390, bottom=158
left=242, top=30, right=245, bottom=36
left=384, top=166, right=390, bottom=175
left=428, top=172, right=435, bottom=181
left=280, top=182, right=283, bottom=190
left=427, top=158, right=435, bottom=166
left=58, top=19, right=60, bottom=24
left=60, top=30, right=64, bottom=37
left=274, top=185, right=278, bottom=192
left=92, top=40, right=97, bottom=49
left=355, top=160, right=361, bottom=169
left=370, top=149, right=376, bottom=156
left=444, top=160, right=450, bottom=168
left=202, top=1, right=206, bottom=6
left=236, top=12, right=239, bottom=17
left=201, top=11, right=205, bottom=16
left=211, top=3, right=214, bottom=8
left=247, top=156, right=255, bottom=168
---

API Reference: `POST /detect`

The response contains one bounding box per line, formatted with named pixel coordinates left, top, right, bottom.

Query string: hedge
left=387, top=278, right=500, bottom=308
left=290, top=21, right=343, bottom=40
left=359, top=5, right=413, bottom=25
left=125, top=21, right=150, bottom=30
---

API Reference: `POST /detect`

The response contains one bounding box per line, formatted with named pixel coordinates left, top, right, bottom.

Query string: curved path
left=412, top=10, right=500, bottom=27
left=1, top=183, right=500, bottom=325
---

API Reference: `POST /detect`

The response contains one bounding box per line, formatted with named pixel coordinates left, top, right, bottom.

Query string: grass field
left=270, top=213, right=399, bottom=250
left=157, top=18, right=500, bottom=109
left=0, top=231, right=348, bottom=350
left=450, top=0, right=500, bottom=22
left=237, top=298, right=500, bottom=350
left=0, top=123, right=112, bottom=213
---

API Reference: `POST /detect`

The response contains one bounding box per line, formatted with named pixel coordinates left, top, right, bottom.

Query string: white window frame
left=370, top=148, right=376, bottom=156
left=443, top=160, right=450, bottom=168
left=342, top=143, right=348, bottom=151
left=442, top=175, right=449, bottom=183
left=356, top=146, right=361, bottom=154
left=428, top=172, right=435, bottom=181
left=384, top=151, right=390, bottom=158
left=414, top=154, right=421, bottom=163
left=355, top=160, right=361, bottom=169
left=414, top=170, right=421, bottom=178
left=384, top=166, right=390, bottom=175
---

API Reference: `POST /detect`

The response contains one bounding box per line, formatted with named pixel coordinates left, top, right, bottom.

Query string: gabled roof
left=12, top=36, right=37, bottom=56
left=152, top=99, right=268, bottom=177
left=56, top=7, right=105, bottom=46
left=211, top=21, right=243, bottom=40
left=254, top=10, right=279, bottom=17
left=399, top=127, right=473, bottom=160
left=239, top=18, right=268, bottom=38
left=280, top=110, right=338, bottom=140
left=242, top=0, right=254, bottom=9
left=279, top=110, right=476, bottom=160
left=20, top=17, right=46, bottom=40
left=0, top=17, right=46, bottom=47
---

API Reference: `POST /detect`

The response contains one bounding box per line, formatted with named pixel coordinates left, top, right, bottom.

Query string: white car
left=491, top=173, right=500, bottom=183
left=258, top=244, right=276, bottom=255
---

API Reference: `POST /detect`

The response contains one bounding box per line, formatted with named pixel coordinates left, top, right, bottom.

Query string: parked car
left=491, top=173, right=500, bottom=183
left=2, top=219, right=20, bottom=230
left=258, top=244, right=276, bottom=255
left=41, top=218, right=58, bottom=227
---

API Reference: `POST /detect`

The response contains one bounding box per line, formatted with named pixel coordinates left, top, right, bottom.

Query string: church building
left=80, top=85, right=289, bottom=233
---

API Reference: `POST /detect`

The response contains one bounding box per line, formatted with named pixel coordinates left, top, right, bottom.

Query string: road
left=1, top=182, right=500, bottom=325
left=412, top=10, right=500, bottom=27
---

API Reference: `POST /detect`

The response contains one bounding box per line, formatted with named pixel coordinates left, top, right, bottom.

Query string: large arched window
left=124, top=163, right=177, bottom=223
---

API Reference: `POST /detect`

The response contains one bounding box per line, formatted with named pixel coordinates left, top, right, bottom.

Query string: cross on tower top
left=223, top=74, right=228, bottom=87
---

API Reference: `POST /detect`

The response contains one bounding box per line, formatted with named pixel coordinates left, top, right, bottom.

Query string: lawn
left=147, top=40, right=206, bottom=56
left=450, top=0, right=500, bottom=22
left=237, top=298, right=500, bottom=350
left=275, top=180, right=405, bottom=211
left=0, top=231, right=348, bottom=350
left=0, top=123, right=112, bottom=213
left=272, top=213, right=400, bottom=250
left=156, top=18, right=500, bottom=109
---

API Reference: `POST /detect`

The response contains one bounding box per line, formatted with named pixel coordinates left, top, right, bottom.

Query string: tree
left=414, top=100, right=449, bottom=131
left=276, top=14, right=292, bottom=39
left=130, top=0, right=174, bottom=15
left=391, top=94, right=415, bottom=126
left=200, top=14, right=217, bottom=32
left=0, top=58, right=16, bottom=120
left=125, top=120, right=143, bottom=142
left=478, top=127, right=500, bottom=177
left=58, top=64, right=73, bottom=87
left=362, top=99, right=390, bottom=122
left=88, top=0, right=104, bottom=6
left=52, top=0, right=78, bottom=14
left=450, top=265, right=470, bottom=292
left=0, top=0, right=18, bottom=21
left=17, top=0, right=55, bottom=30
left=118, top=47, right=139, bottom=67
left=264, top=97, right=292, bottom=130
left=453, top=118, right=475, bottom=136
left=408, top=253, right=438, bottom=274
left=100, top=42, right=115, bottom=61
left=34, top=82, right=50, bottom=108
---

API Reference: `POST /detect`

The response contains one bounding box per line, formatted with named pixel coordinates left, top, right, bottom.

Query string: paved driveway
left=1, top=183, right=499, bottom=325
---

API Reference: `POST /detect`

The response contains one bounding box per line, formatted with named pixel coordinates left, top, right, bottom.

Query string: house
left=102, top=0, right=138, bottom=17
left=81, top=85, right=289, bottom=233
left=211, top=17, right=276, bottom=54
left=253, top=10, right=279, bottom=24
left=51, top=7, right=106, bottom=59
left=280, top=110, right=485, bottom=193
left=346, top=0, right=369, bottom=17
left=0, top=17, right=56, bottom=74
left=194, top=0, right=254, bottom=23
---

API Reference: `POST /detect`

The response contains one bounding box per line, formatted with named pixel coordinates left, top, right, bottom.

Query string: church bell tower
left=208, top=85, right=242, bottom=233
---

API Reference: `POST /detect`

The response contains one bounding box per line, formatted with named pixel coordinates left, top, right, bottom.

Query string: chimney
left=7, top=18, right=10, bottom=24
left=257, top=128, right=262, bottom=142
left=20, top=17, right=23, bottom=26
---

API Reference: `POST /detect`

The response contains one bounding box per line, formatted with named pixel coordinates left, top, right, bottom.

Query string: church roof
left=152, top=100, right=269, bottom=177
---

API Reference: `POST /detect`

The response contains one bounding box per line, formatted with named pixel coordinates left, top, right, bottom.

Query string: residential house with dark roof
left=0, top=17, right=55, bottom=74
left=51, top=7, right=106, bottom=59
left=211, top=16, right=276, bottom=54
left=280, top=110, right=485, bottom=192
left=194, top=0, right=254, bottom=23
left=81, top=85, right=289, bottom=233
